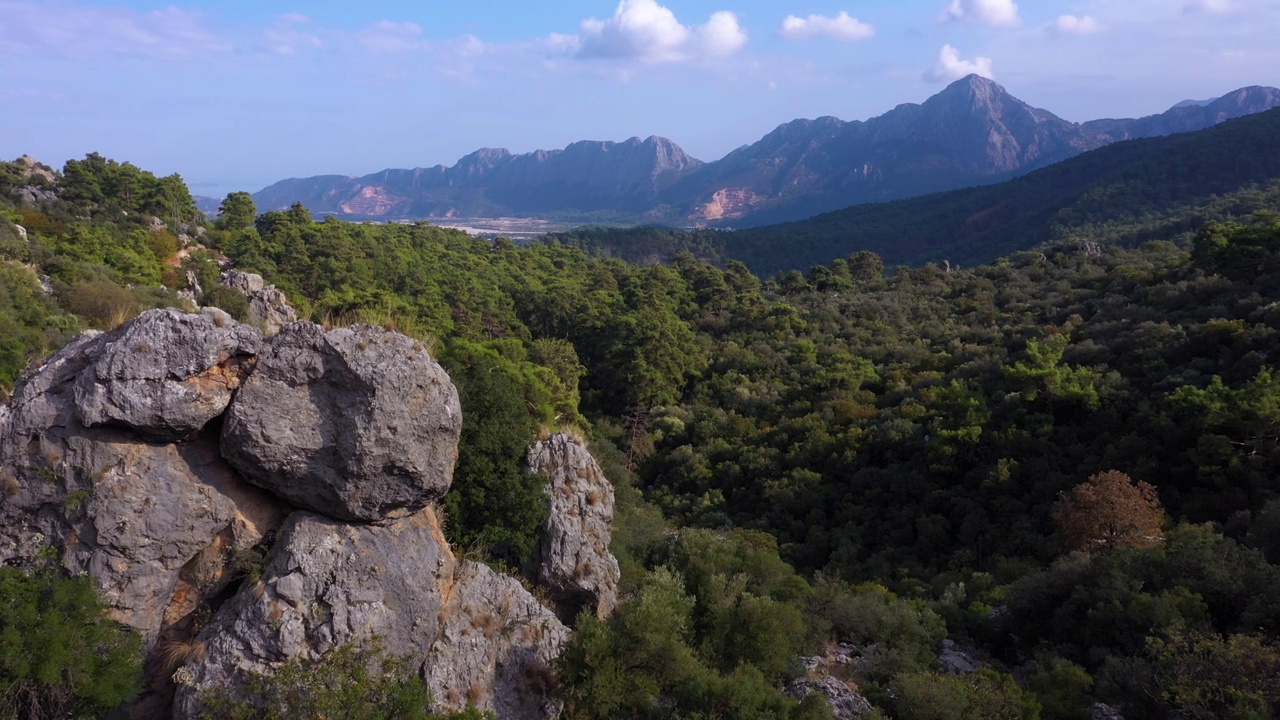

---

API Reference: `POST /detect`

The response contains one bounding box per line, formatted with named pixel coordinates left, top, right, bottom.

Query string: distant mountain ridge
left=545, top=107, right=1280, bottom=276
left=254, top=135, right=699, bottom=221
left=252, top=78, right=1280, bottom=226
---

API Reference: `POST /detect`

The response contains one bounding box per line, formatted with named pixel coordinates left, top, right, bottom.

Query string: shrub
left=200, top=640, right=489, bottom=720
left=200, top=285, right=251, bottom=322
left=0, top=566, right=143, bottom=720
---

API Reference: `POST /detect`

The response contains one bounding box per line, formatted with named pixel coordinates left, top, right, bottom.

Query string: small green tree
left=217, top=192, right=257, bottom=231
left=0, top=566, right=143, bottom=720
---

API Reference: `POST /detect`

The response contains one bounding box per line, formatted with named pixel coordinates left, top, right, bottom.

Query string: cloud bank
left=779, top=12, right=875, bottom=42
left=941, top=0, right=1021, bottom=27
left=1051, top=15, right=1105, bottom=35
left=0, top=1, right=229, bottom=60
left=575, top=0, right=747, bottom=63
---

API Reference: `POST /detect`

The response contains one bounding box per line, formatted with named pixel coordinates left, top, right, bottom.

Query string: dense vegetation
left=5, top=152, right=1280, bottom=718
left=549, top=107, right=1280, bottom=276
left=0, top=563, right=143, bottom=720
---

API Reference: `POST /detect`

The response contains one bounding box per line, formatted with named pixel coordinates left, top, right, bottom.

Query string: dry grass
left=472, top=611, right=498, bottom=639
left=467, top=681, right=485, bottom=705
left=318, top=308, right=438, bottom=353
left=0, top=470, right=20, bottom=497
left=157, top=638, right=207, bottom=674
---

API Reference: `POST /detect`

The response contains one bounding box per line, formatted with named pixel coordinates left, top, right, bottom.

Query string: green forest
left=4, top=152, right=1280, bottom=719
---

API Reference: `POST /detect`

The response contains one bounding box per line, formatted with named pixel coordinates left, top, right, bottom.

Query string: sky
left=2, top=0, right=1278, bottom=196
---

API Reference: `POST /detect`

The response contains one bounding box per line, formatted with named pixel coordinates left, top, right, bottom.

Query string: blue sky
left=2, top=0, right=1277, bottom=196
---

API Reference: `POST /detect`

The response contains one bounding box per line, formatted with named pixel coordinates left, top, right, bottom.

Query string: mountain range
left=252, top=77, right=1280, bottom=227
left=546, top=106, right=1280, bottom=276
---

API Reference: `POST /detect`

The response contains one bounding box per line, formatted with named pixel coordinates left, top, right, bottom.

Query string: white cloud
left=357, top=21, right=429, bottom=54
left=698, top=11, right=749, bottom=57
left=263, top=13, right=323, bottom=56
left=779, top=12, right=875, bottom=42
left=924, top=44, right=995, bottom=82
left=941, top=0, right=1021, bottom=27
left=0, top=1, right=229, bottom=60
left=576, top=0, right=747, bottom=63
left=1050, top=14, right=1105, bottom=35
left=1184, top=0, right=1238, bottom=13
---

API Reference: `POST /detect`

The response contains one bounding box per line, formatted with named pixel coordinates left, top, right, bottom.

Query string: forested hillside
left=550, top=107, right=1280, bottom=277
left=5, top=154, right=1280, bottom=718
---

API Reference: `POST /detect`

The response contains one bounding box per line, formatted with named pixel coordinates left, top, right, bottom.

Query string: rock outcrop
left=784, top=676, right=873, bottom=719
left=937, top=638, right=985, bottom=675
left=221, top=323, right=462, bottom=522
left=0, top=307, right=580, bottom=720
left=0, top=318, right=283, bottom=646
left=218, top=270, right=298, bottom=336
left=73, top=307, right=261, bottom=442
left=425, top=560, right=569, bottom=719
left=527, top=433, right=620, bottom=621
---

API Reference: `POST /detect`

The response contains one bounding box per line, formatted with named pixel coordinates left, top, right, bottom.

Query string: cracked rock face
left=0, top=323, right=283, bottom=645
left=426, top=560, right=569, bottom=720
left=174, top=507, right=568, bottom=720
left=73, top=307, right=261, bottom=442
left=221, top=323, right=462, bottom=522
left=527, top=433, right=620, bottom=621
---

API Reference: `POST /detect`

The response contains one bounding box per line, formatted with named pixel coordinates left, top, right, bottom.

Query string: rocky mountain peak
left=932, top=74, right=1011, bottom=105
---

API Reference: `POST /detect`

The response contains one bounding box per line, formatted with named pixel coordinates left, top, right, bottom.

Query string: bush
left=62, top=279, right=139, bottom=329
left=0, top=566, right=143, bottom=720
left=200, top=285, right=251, bottom=322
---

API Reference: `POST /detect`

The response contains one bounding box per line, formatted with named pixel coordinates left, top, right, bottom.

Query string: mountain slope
left=253, top=135, right=701, bottom=219
left=252, top=78, right=1280, bottom=225
left=547, top=108, right=1280, bottom=275
left=727, top=106, right=1280, bottom=272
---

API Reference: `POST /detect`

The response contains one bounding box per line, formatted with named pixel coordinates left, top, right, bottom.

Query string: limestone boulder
left=73, top=307, right=261, bottom=442
left=219, top=270, right=298, bottom=336
left=221, top=323, right=461, bottom=522
left=526, top=433, right=621, bottom=621
left=173, top=508, right=567, bottom=720
left=784, top=676, right=873, bottom=719
left=0, top=329, right=283, bottom=645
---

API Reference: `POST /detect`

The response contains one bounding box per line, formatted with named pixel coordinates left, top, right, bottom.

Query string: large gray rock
left=937, top=638, right=985, bottom=675
left=174, top=508, right=567, bottom=720
left=426, top=560, right=569, bottom=720
left=219, top=270, right=298, bottom=336
left=527, top=433, right=620, bottom=621
left=1092, top=703, right=1125, bottom=720
left=0, top=330, right=284, bottom=644
left=221, top=323, right=462, bottom=522
left=73, top=307, right=261, bottom=442
left=784, top=676, right=873, bottom=719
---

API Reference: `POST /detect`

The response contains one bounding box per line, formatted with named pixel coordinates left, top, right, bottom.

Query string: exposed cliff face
left=0, top=306, right=609, bottom=720
left=527, top=434, right=620, bottom=623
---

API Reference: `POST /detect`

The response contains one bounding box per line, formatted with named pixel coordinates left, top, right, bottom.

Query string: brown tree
left=1052, top=470, right=1166, bottom=552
